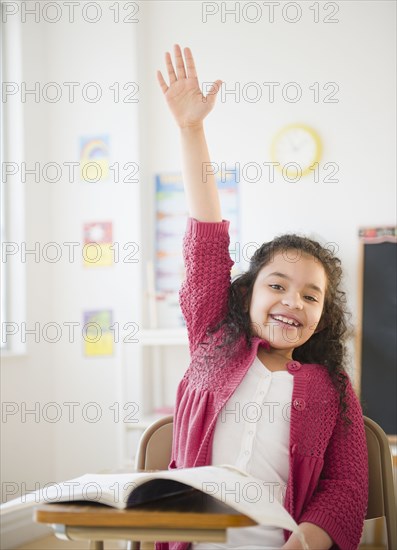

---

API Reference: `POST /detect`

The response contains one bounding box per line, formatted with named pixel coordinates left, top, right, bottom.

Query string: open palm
left=157, top=44, right=222, bottom=129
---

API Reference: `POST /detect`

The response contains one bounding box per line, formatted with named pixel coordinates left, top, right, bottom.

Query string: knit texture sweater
left=155, top=218, right=368, bottom=550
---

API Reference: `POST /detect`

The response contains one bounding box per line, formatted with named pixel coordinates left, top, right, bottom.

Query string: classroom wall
left=142, top=0, right=396, bottom=330
left=1, top=1, right=141, bottom=502
left=1, top=0, right=395, bottom=545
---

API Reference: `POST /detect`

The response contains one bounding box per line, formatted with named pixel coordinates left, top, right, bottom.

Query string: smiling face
left=248, top=249, right=327, bottom=358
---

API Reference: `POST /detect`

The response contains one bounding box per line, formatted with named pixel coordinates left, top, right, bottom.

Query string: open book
left=0, top=464, right=308, bottom=549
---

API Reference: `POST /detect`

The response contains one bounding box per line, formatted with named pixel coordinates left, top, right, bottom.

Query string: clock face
left=271, top=125, right=322, bottom=178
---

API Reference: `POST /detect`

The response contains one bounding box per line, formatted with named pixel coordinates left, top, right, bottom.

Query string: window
left=0, top=11, right=26, bottom=355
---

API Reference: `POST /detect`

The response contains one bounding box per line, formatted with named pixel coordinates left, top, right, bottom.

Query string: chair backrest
left=363, top=415, right=396, bottom=549
left=134, top=415, right=174, bottom=471
left=135, top=415, right=397, bottom=548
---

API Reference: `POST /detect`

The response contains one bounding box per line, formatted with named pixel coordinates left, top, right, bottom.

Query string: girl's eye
left=305, top=296, right=318, bottom=302
left=269, top=284, right=284, bottom=290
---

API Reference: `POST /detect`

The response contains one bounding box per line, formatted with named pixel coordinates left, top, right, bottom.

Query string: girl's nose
left=281, top=293, right=304, bottom=310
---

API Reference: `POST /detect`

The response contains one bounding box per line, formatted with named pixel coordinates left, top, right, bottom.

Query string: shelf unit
left=139, top=327, right=188, bottom=424
left=122, top=327, right=189, bottom=469
left=139, top=328, right=188, bottom=346
left=128, top=327, right=188, bottom=429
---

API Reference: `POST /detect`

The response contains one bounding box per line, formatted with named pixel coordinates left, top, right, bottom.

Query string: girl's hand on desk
left=157, top=44, right=222, bottom=129
left=280, top=542, right=305, bottom=550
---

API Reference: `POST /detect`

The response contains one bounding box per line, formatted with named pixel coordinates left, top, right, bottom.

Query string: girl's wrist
left=179, top=122, right=204, bottom=133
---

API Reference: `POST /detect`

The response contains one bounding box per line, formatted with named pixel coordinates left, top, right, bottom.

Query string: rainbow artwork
left=79, top=135, right=110, bottom=182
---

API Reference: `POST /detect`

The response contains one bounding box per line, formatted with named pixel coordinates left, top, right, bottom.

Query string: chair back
left=134, top=415, right=173, bottom=471
left=363, top=416, right=396, bottom=549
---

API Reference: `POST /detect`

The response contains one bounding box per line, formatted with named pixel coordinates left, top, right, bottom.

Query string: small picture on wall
left=83, top=309, right=114, bottom=357
left=79, top=135, right=110, bottom=182
left=83, top=221, right=113, bottom=267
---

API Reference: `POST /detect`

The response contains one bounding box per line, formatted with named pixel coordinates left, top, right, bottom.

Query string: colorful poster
left=83, top=221, right=113, bottom=267
left=83, top=309, right=113, bottom=357
left=154, top=169, right=240, bottom=327
left=155, top=173, right=189, bottom=296
left=79, top=135, right=110, bottom=182
left=358, top=226, right=397, bottom=243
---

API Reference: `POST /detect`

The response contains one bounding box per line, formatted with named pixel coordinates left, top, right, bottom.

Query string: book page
left=138, top=466, right=302, bottom=535
left=0, top=472, right=158, bottom=513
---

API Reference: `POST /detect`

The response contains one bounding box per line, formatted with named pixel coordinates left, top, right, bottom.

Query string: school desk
left=34, top=488, right=256, bottom=550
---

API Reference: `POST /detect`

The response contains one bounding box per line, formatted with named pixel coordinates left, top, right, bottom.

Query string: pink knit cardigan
left=155, top=218, right=368, bottom=550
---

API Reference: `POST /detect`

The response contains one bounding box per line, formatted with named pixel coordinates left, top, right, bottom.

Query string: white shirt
left=191, top=355, right=293, bottom=550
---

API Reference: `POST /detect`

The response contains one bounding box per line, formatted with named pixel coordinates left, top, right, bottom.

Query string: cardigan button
left=287, top=360, right=302, bottom=372
left=293, top=398, right=306, bottom=411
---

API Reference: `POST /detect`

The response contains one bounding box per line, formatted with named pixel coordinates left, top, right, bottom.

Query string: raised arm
left=157, top=44, right=223, bottom=222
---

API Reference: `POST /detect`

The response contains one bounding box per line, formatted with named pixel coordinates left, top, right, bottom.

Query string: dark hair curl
left=206, top=234, right=355, bottom=431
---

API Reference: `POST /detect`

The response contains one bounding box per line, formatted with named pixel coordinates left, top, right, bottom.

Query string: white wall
left=0, top=0, right=395, bottom=545
left=43, top=10, right=141, bottom=482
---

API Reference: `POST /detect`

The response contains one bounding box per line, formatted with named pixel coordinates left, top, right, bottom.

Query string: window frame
left=1, top=10, right=27, bottom=356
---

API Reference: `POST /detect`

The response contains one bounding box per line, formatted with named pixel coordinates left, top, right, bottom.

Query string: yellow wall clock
left=270, top=123, right=322, bottom=179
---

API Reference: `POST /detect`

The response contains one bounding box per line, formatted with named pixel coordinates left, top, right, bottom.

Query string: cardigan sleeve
left=179, top=217, right=234, bottom=356
left=298, top=378, right=369, bottom=550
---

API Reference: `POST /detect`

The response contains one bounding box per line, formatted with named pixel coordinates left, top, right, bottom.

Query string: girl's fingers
left=184, top=47, right=197, bottom=80
left=165, top=51, right=177, bottom=85
left=161, top=45, right=195, bottom=89
left=157, top=70, right=168, bottom=94
left=205, top=80, right=223, bottom=102
left=174, top=43, right=187, bottom=80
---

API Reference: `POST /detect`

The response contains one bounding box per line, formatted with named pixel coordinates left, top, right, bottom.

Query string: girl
left=155, top=45, right=368, bottom=550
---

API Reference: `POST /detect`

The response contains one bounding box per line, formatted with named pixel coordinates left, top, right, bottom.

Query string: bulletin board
left=152, top=170, right=240, bottom=328
left=356, top=227, right=397, bottom=440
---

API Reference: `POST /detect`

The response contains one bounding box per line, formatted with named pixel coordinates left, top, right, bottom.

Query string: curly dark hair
left=206, top=233, right=355, bottom=431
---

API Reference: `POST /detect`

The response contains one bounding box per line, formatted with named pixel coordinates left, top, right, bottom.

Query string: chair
left=363, top=416, right=396, bottom=549
left=132, top=415, right=397, bottom=550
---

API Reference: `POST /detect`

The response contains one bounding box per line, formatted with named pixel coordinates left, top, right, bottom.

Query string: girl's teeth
left=273, top=315, right=299, bottom=326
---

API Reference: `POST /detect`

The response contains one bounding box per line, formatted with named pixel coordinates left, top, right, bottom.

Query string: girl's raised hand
left=157, top=44, right=222, bottom=129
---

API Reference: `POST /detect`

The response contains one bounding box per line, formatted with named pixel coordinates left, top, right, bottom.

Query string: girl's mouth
left=269, top=314, right=302, bottom=328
